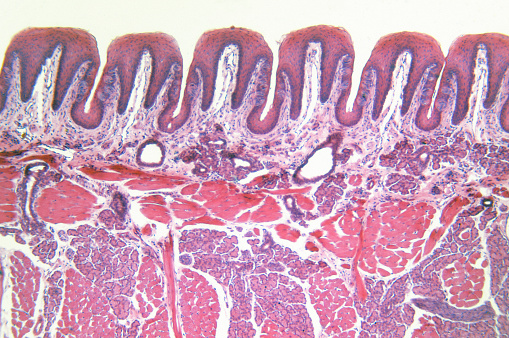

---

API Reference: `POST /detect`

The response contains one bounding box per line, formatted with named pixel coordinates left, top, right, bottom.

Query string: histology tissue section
left=0, top=25, right=508, bottom=337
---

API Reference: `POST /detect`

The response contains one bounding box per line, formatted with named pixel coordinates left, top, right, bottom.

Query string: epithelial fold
left=0, top=28, right=100, bottom=125
left=176, top=27, right=273, bottom=135
left=272, top=25, right=355, bottom=123
left=352, top=32, right=444, bottom=129
left=436, top=34, right=509, bottom=128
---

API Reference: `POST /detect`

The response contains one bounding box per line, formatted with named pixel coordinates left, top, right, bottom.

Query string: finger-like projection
left=433, top=34, right=509, bottom=141
left=173, top=27, right=273, bottom=134
left=350, top=32, right=444, bottom=129
left=89, top=32, right=183, bottom=132
left=0, top=28, right=99, bottom=127
left=265, top=25, right=355, bottom=132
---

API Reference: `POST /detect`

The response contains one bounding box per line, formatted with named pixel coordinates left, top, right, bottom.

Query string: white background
left=0, top=0, right=508, bottom=110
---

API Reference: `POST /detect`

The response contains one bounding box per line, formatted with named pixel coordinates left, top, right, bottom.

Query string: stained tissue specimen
left=0, top=25, right=508, bottom=338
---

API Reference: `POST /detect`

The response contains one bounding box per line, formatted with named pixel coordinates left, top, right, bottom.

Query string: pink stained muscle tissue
left=0, top=25, right=508, bottom=338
